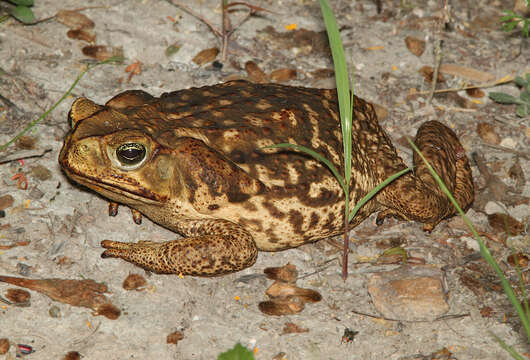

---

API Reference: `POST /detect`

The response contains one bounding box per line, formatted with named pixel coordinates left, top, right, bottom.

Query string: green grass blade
left=265, top=143, right=346, bottom=193
left=407, top=138, right=530, bottom=342
left=490, top=332, right=525, bottom=360
left=319, top=0, right=352, bottom=185
left=0, top=57, right=123, bottom=152
left=348, top=167, right=411, bottom=222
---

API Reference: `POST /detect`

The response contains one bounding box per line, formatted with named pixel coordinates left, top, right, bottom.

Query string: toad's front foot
left=101, top=220, right=258, bottom=276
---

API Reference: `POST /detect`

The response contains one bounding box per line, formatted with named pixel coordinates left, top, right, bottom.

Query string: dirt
left=0, top=0, right=528, bottom=359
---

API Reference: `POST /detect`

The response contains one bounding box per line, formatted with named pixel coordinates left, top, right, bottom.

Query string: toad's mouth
left=62, top=167, right=162, bottom=205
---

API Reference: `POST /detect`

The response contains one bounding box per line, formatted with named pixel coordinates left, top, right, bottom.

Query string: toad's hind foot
left=377, top=120, right=474, bottom=230
left=101, top=220, right=258, bottom=276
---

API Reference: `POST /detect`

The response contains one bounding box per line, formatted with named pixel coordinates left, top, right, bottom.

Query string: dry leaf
left=281, top=322, right=309, bottom=334
left=67, top=29, right=96, bottom=43
left=0, top=339, right=9, bottom=355
left=419, top=66, right=445, bottom=83
left=439, top=64, right=495, bottom=82
left=82, top=45, right=123, bottom=61
left=192, top=47, right=219, bottom=65
left=488, top=213, right=523, bottom=235
left=476, top=122, right=500, bottom=145
left=0, top=275, right=120, bottom=319
left=125, top=61, right=142, bottom=83
left=245, top=61, right=268, bottom=83
left=166, top=331, right=184, bottom=344
left=480, top=306, right=494, bottom=317
left=94, top=303, right=121, bottom=319
left=258, top=298, right=305, bottom=316
left=122, top=274, right=146, bottom=291
left=404, top=36, right=425, bottom=57
left=0, top=195, right=14, bottom=211
left=265, top=281, right=322, bottom=303
left=5, top=288, right=31, bottom=305
left=269, top=68, right=297, bottom=83
left=466, top=87, right=485, bottom=98
left=63, top=351, right=81, bottom=360
left=15, top=135, right=37, bottom=150
left=311, top=68, right=334, bottom=79
left=56, top=10, right=95, bottom=30
left=264, top=263, right=298, bottom=283
left=507, top=253, right=529, bottom=268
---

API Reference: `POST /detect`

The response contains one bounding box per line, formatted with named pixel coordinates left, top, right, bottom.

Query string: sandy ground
left=0, top=0, right=528, bottom=359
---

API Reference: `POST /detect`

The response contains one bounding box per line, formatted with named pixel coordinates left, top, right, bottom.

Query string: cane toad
left=59, top=80, right=473, bottom=276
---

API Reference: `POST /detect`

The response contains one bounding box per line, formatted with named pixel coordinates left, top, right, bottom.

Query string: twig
left=166, top=1, right=222, bottom=37
left=351, top=309, right=470, bottom=322
left=0, top=148, right=52, bottom=164
left=427, top=0, right=449, bottom=104
left=167, top=0, right=268, bottom=62
left=483, top=144, right=530, bottom=159
left=413, top=75, right=514, bottom=96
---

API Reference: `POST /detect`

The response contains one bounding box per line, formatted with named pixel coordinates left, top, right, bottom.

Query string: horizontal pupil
left=122, top=148, right=140, bottom=158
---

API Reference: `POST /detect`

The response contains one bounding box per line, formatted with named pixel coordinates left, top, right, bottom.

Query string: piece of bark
left=0, top=275, right=120, bottom=319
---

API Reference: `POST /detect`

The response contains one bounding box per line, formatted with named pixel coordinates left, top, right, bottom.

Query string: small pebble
left=49, top=305, right=62, bottom=318
left=16, top=263, right=31, bottom=276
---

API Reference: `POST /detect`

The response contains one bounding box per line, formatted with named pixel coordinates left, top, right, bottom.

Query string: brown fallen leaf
left=67, top=29, right=96, bottom=43
left=264, top=263, right=298, bottom=283
left=480, top=306, right=494, bottom=318
left=63, top=351, right=81, bottom=360
left=488, top=213, right=524, bottom=236
left=192, top=47, right=219, bottom=65
left=310, top=68, right=334, bottom=79
left=56, top=10, right=95, bottom=30
left=166, top=330, right=184, bottom=344
left=507, top=253, right=529, bottom=268
left=466, top=87, right=485, bottom=98
left=404, top=36, right=425, bottom=57
left=5, top=288, right=31, bottom=306
left=258, top=297, right=304, bottom=316
left=269, top=68, right=297, bottom=83
left=419, top=65, right=446, bottom=83
left=15, top=136, right=37, bottom=150
left=122, top=274, right=146, bottom=291
left=265, top=281, right=322, bottom=303
left=245, top=61, right=268, bottom=83
left=0, top=275, right=119, bottom=319
left=476, top=122, right=500, bottom=145
left=0, top=195, right=14, bottom=211
left=82, top=45, right=123, bottom=61
left=0, top=338, right=9, bottom=355
left=125, top=61, right=142, bottom=83
left=439, top=64, right=495, bottom=82
left=94, top=302, right=120, bottom=320
left=281, top=322, right=309, bottom=335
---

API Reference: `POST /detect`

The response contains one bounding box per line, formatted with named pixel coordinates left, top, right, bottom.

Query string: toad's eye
left=116, top=143, right=146, bottom=165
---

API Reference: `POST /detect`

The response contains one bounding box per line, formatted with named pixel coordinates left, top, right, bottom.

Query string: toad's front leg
left=101, top=219, right=258, bottom=276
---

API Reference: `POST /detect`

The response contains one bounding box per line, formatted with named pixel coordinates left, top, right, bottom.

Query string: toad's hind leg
left=376, top=120, right=474, bottom=231
left=101, top=219, right=258, bottom=276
